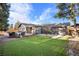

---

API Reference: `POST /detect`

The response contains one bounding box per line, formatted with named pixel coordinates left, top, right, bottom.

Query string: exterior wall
left=19, top=24, right=26, bottom=32
left=51, top=28, right=59, bottom=35
left=58, top=28, right=65, bottom=36
left=19, top=24, right=67, bottom=35
left=41, top=27, right=48, bottom=34
left=18, top=24, right=42, bottom=34
left=35, top=27, right=41, bottom=34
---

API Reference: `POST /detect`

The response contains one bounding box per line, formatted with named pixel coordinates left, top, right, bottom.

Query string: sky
left=8, top=3, right=79, bottom=25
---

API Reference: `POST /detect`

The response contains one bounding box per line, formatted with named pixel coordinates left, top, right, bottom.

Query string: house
left=7, top=23, right=42, bottom=37
left=67, top=24, right=79, bottom=36
left=71, top=24, right=79, bottom=30
left=41, top=24, right=59, bottom=34
left=41, top=24, right=67, bottom=35
left=7, top=23, right=68, bottom=37
left=18, top=23, right=42, bottom=35
left=51, top=25, right=67, bottom=35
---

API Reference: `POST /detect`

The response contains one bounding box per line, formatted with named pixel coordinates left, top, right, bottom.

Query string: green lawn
left=2, top=35, right=68, bottom=56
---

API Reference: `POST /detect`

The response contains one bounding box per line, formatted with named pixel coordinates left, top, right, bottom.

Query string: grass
left=2, top=35, right=68, bottom=56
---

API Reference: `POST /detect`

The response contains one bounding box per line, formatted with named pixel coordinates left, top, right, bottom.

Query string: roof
left=42, top=24, right=65, bottom=28
left=18, top=23, right=42, bottom=28
left=18, top=23, right=66, bottom=28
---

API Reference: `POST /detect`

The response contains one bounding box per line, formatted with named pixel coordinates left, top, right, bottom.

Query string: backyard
left=0, top=35, right=68, bottom=56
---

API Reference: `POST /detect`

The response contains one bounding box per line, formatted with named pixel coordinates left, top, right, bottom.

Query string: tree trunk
left=72, top=18, right=78, bottom=37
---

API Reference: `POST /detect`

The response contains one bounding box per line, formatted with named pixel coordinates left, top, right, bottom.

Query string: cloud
left=33, top=8, right=53, bottom=24
left=8, top=4, right=56, bottom=25
left=8, top=3, right=33, bottom=25
left=39, top=8, right=52, bottom=20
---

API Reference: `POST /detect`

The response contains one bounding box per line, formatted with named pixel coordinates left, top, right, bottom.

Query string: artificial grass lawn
left=2, top=35, right=68, bottom=56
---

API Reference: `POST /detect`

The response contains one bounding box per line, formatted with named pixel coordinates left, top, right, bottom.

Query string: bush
left=47, top=30, right=52, bottom=34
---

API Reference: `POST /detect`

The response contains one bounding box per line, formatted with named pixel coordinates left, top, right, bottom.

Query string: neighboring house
left=0, top=31, right=9, bottom=36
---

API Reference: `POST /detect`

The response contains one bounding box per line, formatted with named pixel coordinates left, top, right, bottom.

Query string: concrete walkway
left=0, top=36, right=18, bottom=44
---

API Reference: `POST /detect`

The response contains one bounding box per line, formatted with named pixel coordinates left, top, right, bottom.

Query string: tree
left=14, top=21, right=21, bottom=30
left=10, top=24, right=14, bottom=29
left=54, top=3, right=79, bottom=36
left=0, top=3, right=10, bottom=31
